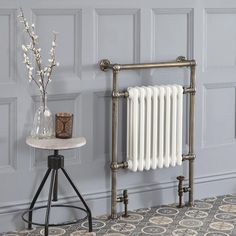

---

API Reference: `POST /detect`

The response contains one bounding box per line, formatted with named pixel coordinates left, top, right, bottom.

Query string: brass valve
left=177, top=176, right=185, bottom=208
left=116, top=189, right=129, bottom=217
left=122, top=190, right=129, bottom=217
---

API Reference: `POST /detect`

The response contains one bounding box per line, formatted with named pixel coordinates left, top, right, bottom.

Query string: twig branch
left=18, top=8, right=59, bottom=97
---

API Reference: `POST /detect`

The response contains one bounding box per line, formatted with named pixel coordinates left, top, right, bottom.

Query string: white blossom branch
left=18, top=8, right=59, bottom=96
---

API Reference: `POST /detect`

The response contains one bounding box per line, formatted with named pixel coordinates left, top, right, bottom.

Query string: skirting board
left=0, top=171, right=236, bottom=233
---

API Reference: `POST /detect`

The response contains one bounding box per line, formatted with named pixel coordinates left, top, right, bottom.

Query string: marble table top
left=26, top=136, right=86, bottom=150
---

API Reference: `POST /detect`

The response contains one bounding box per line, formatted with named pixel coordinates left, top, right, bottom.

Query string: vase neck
left=40, top=93, right=47, bottom=111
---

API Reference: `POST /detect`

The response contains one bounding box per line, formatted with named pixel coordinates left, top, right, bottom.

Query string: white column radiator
left=127, top=85, right=183, bottom=172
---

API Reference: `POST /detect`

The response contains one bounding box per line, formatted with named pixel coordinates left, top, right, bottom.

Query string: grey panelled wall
left=0, top=0, right=236, bottom=232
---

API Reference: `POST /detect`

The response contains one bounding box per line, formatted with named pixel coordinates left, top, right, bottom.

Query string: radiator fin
left=127, top=85, right=183, bottom=172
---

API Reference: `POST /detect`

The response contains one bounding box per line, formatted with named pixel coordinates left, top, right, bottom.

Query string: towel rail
left=99, top=56, right=196, bottom=218
left=100, top=56, right=196, bottom=71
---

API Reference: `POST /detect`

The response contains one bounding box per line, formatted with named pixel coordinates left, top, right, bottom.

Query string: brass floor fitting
left=117, top=190, right=129, bottom=218
left=176, top=176, right=191, bottom=208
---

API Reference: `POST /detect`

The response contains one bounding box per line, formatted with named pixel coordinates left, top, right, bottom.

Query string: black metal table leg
left=45, top=170, right=56, bottom=236
left=28, top=169, right=51, bottom=229
left=23, top=148, right=93, bottom=234
left=61, top=168, right=93, bottom=232
left=53, top=170, right=58, bottom=201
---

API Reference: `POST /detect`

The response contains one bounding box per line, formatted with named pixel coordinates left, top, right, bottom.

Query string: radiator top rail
left=100, top=56, right=196, bottom=72
left=112, top=86, right=195, bottom=98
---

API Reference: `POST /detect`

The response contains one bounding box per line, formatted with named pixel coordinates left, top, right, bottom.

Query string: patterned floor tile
left=2, top=195, right=236, bottom=236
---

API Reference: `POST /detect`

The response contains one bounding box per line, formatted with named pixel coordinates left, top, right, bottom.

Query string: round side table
left=22, top=137, right=93, bottom=236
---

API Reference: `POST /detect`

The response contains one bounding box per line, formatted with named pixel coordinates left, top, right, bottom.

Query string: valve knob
left=177, top=175, right=185, bottom=181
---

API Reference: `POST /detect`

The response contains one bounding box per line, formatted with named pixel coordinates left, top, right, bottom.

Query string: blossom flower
left=18, top=8, right=60, bottom=104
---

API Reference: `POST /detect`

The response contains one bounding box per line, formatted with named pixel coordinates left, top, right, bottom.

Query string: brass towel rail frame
left=99, top=56, right=196, bottom=219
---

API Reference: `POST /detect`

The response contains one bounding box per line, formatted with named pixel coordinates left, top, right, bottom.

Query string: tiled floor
left=2, top=194, right=236, bottom=235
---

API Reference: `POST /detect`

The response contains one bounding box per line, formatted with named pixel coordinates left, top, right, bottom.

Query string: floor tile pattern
left=2, top=194, right=236, bottom=236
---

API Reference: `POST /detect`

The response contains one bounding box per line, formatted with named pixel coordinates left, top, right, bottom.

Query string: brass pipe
left=100, top=58, right=196, bottom=71
left=113, top=86, right=195, bottom=100
left=111, top=68, right=119, bottom=219
left=117, top=60, right=196, bottom=70
left=188, top=64, right=196, bottom=207
left=111, top=161, right=129, bottom=170
left=112, top=91, right=129, bottom=98
left=182, top=153, right=196, bottom=161
left=117, top=196, right=123, bottom=202
left=183, top=87, right=196, bottom=94
left=112, top=86, right=195, bottom=100
left=183, top=187, right=191, bottom=192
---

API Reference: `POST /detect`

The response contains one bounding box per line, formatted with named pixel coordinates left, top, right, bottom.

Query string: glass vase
left=30, top=94, right=54, bottom=139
